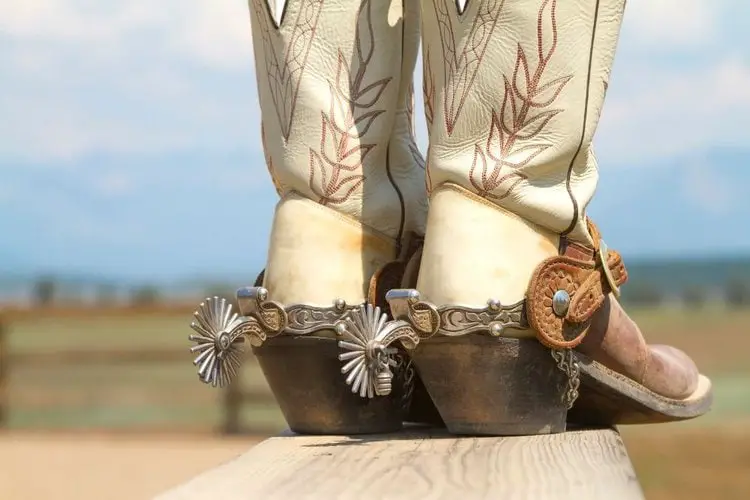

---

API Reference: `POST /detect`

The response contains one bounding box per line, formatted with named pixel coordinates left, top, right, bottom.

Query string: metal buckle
left=598, top=240, right=621, bottom=299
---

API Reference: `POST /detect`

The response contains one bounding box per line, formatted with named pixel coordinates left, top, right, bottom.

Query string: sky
left=1, top=0, right=749, bottom=282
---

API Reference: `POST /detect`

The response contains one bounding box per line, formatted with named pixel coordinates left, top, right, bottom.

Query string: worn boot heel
left=410, top=335, right=568, bottom=435
left=186, top=195, right=423, bottom=435
left=253, top=336, right=412, bottom=435
left=387, top=290, right=573, bottom=436
left=188, top=290, right=421, bottom=435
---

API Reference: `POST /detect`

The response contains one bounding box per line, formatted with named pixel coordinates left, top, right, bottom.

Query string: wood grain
left=155, top=427, right=644, bottom=500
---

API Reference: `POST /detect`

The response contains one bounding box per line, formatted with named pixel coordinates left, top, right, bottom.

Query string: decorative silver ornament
left=552, top=290, right=571, bottom=317
left=335, top=304, right=420, bottom=399
left=189, top=297, right=265, bottom=388
left=386, top=289, right=527, bottom=339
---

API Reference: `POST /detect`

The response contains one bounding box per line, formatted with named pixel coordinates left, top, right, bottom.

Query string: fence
left=0, top=306, right=278, bottom=435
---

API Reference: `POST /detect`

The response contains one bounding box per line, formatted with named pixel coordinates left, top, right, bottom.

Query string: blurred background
left=0, top=1, right=749, bottom=499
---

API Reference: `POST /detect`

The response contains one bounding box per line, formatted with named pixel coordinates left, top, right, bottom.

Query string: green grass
left=7, top=314, right=190, bottom=352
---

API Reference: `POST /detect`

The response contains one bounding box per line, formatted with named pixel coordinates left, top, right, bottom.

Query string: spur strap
left=526, top=219, right=628, bottom=349
left=368, top=231, right=425, bottom=315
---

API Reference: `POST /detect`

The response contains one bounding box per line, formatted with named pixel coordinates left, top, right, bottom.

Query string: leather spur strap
left=368, top=232, right=425, bottom=315
left=526, top=219, right=628, bottom=350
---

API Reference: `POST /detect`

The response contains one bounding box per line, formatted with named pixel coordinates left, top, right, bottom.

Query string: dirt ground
left=622, top=423, right=750, bottom=500
left=0, top=432, right=261, bottom=500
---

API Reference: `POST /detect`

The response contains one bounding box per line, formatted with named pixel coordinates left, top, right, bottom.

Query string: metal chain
left=393, top=351, right=416, bottom=415
left=550, top=348, right=581, bottom=409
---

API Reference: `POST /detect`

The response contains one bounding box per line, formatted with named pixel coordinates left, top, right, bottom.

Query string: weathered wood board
left=155, top=426, right=644, bottom=500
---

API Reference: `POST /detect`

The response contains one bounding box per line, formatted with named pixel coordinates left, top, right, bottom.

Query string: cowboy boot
left=386, top=0, right=712, bottom=436
left=187, top=0, right=435, bottom=435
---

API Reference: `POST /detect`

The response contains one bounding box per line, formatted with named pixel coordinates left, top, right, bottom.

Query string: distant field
left=622, top=422, right=750, bottom=499
left=1, top=306, right=749, bottom=498
left=2, top=308, right=286, bottom=433
left=2, top=306, right=750, bottom=431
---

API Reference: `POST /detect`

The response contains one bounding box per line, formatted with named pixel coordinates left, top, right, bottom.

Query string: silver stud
left=489, top=322, right=504, bottom=337
left=334, top=321, right=348, bottom=336
left=552, top=290, right=571, bottom=317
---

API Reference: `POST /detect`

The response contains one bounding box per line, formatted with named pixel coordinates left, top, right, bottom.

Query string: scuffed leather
left=249, top=0, right=427, bottom=243
left=580, top=296, right=700, bottom=400
left=420, top=0, right=626, bottom=245
left=416, top=184, right=560, bottom=309
left=526, top=228, right=699, bottom=399
left=263, top=193, right=397, bottom=306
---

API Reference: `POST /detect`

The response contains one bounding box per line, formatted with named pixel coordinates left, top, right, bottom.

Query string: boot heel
left=253, top=336, right=409, bottom=435
left=201, top=289, right=423, bottom=435
left=412, top=336, right=568, bottom=436
left=386, top=289, right=570, bottom=436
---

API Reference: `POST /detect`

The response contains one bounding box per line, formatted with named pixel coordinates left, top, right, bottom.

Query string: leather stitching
left=526, top=244, right=628, bottom=349
left=561, top=0, right=602, bottom=237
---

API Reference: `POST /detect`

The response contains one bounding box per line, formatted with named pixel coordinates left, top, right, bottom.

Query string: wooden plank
left=155, top=427, right=644, bottom=500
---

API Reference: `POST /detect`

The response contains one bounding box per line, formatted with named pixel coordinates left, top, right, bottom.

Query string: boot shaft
left=421, top=0, right=626, bottom=244
left=250, top=0, right=427, bottom=241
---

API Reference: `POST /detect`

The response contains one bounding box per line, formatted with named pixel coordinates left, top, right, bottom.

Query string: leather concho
left=526, top=220, right=628, bottom=349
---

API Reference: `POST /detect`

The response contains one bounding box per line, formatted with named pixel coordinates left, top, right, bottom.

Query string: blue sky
left=1, top=1, right=749, bottom=282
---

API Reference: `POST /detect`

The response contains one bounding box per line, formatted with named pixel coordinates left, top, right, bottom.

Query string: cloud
left=592, top=0, right=750, bottom=167
left=0, top=1, right=253, bottom=67
left=596, top=56, right=750, bottom=165
left=2, top=0, right=747, bottom=167
left=623, top=0, right=718, bottom=49
left=0, top=1, right=259, bottom=163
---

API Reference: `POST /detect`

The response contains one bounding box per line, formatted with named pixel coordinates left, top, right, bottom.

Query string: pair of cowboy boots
left=189, top=0, right=712, bottom=436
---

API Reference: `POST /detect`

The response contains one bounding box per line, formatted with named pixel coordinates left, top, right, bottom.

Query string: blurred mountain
left=0, top=146, right=748, bottom=281
left=589, top=147, right=750, bottom=258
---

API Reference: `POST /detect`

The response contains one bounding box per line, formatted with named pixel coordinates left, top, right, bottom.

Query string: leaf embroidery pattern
left=252, top=0, right=324, bottom=141
left=469, top=0, right=571, bottom=201
left=308, top=0, right=391, bottom=206
left=434, top=0, right=506, bottom=134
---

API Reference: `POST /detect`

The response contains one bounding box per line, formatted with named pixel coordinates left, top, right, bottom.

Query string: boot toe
left=644, top=344, right=700, bottom=400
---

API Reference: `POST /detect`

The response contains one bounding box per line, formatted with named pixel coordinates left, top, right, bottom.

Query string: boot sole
left=408, top=338, right=714, bottom=434
left=569, top=354, right=714, bottom=426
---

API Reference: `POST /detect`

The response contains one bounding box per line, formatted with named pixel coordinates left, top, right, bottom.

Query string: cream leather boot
left=387, top=0, right=712, bottom=435
left=187, top=0, right=431, bottom=435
